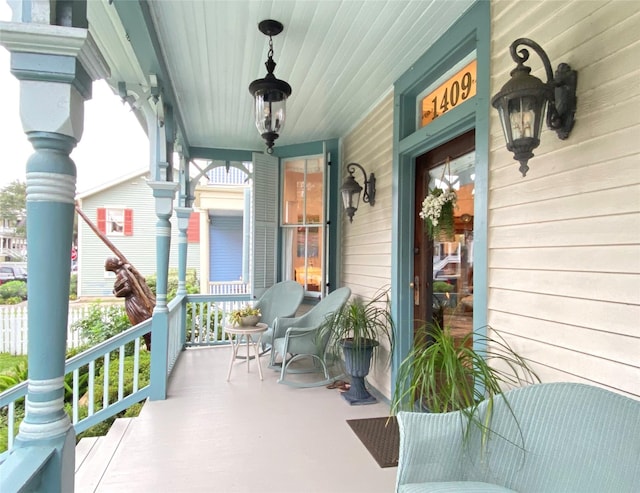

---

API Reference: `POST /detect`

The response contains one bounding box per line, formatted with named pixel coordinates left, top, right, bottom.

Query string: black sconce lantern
left=491, top=38, right=577, bottom=176
left=340, top=163, right=376, bottom=223
left=249, top=19, right=292, bottom=154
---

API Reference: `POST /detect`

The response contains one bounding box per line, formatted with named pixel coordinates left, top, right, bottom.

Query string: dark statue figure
left=76, top=203, right=156, bottom=350
left=104, top=257, right=156, bottom=350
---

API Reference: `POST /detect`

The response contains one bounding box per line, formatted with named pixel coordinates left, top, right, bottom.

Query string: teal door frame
left=390, top=1, right=491, bottom=390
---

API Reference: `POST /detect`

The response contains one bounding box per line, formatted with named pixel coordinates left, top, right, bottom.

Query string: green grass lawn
left=0, top=353, right=28, bottom=374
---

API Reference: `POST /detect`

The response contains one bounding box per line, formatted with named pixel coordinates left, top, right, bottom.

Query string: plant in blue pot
left=323, top=288, right=394, bottom=405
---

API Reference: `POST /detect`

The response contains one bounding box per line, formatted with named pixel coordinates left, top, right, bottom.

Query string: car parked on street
left=0, top=265, right=28, bottom=285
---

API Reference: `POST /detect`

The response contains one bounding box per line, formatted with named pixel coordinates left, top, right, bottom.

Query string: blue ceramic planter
left=341, top=339, right=378, bottom=405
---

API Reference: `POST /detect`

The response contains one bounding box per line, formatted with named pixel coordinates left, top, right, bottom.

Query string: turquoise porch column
left=174, top=207, right=192, bottom=296
left=148, top=181, right=178, bottom=400
left=175, top=207, right=192, bottom=345
left=0, top=9, right=109, bottom=492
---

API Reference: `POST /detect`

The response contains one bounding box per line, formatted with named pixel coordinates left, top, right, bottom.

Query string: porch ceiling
left=87, top=0, right=474, bottom=155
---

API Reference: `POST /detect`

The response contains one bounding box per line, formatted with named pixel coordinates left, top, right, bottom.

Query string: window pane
left=288, top=226, right=323, bottom=293
left=106, top=208, right=124, bottom=235
left=305, top=158, right=323, bottom=224
left=281, top=155, right=325, bottom=294
left=282, top=159, right=305, bottom=225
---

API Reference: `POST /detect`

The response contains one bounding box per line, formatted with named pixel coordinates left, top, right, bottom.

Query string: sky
left=0, top=3, right=149, bottom=192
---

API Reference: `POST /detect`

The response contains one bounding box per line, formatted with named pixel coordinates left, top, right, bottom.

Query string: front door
left=413, top=130, right=475, bottom=341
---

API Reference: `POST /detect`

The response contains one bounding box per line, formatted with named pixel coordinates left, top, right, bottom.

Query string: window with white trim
left=281, top=156, right=324, bottom=294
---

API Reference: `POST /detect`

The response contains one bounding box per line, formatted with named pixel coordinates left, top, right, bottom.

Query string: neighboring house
left=76, top=164, right=254, bottom=298
left=194, top=162, right=252, bottom=295
left=0, top=217, right=26, bottom=262
left=75, top=169, right=201, bottom=297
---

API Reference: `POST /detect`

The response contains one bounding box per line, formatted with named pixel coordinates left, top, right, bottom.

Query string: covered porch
left=74, top=345, right=396, bottom=493
left=1, top=0, right=639, bottom=491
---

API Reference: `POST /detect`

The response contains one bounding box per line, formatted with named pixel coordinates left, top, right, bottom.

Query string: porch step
left=75, top=418, right=135, bottom=493
left=75, top=437, right=99, bottom=473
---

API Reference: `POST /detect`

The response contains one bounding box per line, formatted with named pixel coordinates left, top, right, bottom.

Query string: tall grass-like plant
left=325, top=288, right=394, bottom=359
left=392, top=322, right=539, bottom=448
left=323, top=288, right=394, bottom=404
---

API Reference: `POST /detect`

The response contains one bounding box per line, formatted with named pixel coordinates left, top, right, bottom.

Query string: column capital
left=148, top=181, right=178, bottom=218
left=0, top=21, right=110, bottom=82
left=0, top=21, right=110, bottom=139
left=175, top=206, right=193, bottom=219
left=175, top=207, right=193, bottom=232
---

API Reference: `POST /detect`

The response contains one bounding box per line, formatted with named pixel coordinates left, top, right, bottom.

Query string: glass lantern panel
left=507, top=96, right=538, bottom=140
left=254, top=92, right=287, bottom=133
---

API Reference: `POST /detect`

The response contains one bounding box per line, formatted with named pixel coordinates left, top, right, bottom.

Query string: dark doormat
left=347, top=416, right=399, bottom=468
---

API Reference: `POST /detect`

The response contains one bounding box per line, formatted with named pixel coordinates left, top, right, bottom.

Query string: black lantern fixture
left=249, top=19, right=292, bottom=154
left=491, top=38, right=577, bottom=176
left=340, top=163, right=376, bottom=223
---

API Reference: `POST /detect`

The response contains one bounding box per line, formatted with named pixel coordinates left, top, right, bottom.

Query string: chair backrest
left=254, top=280, right=304, bottom=328
left=296, top=286, right=351, bottom=328
left=465, top=382, right=640, bottom=491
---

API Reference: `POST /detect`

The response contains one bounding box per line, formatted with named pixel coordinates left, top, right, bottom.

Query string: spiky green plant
left=392, top=322, right=540, bottom=449
left=323, top=287, right=394, bottom=362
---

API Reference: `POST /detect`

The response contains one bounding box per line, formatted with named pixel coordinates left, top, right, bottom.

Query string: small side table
left=225, top=323, right=268, bottom=381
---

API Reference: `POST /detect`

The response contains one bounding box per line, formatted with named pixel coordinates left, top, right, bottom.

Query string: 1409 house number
left=421, top=59, right=477, bottom=127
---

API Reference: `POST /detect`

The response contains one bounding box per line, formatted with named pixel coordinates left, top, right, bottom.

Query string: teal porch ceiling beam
left=110, top=0, right=190, bottom=150
left=189, top=147, right=254, bottom=162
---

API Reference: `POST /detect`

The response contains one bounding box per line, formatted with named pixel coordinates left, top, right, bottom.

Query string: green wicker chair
left=237, top=281, right=304, bottom=357
left=270, top=286, right=351, bottom=388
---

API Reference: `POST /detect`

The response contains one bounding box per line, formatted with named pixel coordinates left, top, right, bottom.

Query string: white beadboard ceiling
left=89, top=0, right=474, bottom=154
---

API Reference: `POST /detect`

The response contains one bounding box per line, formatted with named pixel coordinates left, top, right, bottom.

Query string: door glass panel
left=429, top=151, right=475, bottom=335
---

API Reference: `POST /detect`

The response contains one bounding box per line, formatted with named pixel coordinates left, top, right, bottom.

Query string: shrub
left=0, top=361, right=28, bottom=391
left=0, top=296, right=22, bottom=305
left=0, top=281, right=27, bottom=302
left=69, top=273, right=77, bottom=300
left=146, top=268, right=199, bottom=301
left=72, top=303, right=132, bottom=348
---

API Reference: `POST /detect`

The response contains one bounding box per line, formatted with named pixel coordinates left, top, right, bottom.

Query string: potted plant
left=229, top=305, right=261, bottom=327
left=391, top=321, right=539, bottom=447
left=324, top=288, right=394, bottom=405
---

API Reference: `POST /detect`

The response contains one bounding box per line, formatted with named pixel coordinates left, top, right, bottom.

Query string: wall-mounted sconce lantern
left=249, top=19, right=292, bottom=154
left=491, top=38, right=577, bottom=176
left=340, top=163, right=376, bottom=223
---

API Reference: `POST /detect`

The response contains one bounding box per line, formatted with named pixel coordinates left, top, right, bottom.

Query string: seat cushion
left=398, top=481, right=517, bottom=493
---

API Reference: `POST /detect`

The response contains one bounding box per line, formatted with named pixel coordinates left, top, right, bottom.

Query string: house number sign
left=420, top=59, right=477, bottom=127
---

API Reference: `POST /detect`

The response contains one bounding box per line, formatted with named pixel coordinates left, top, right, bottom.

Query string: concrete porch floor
left=77, top=345, right=397, bottom=492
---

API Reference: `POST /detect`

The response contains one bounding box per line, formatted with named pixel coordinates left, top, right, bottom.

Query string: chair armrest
left=272, top=316, right=298, bottom=339
left=285, top=326, right=316, bottom=337
left=273, top=314, right=318, bottom=338
left=396, top=411, right=467, bottom=489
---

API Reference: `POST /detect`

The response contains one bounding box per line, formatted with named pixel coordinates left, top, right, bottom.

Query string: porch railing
left=208, top=281, right=250, bottom=295
left=0, top=292, right=252, bottom=462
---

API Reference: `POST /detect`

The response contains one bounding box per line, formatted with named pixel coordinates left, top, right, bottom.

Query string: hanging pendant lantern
left=249, top=19, right=292, bottom=154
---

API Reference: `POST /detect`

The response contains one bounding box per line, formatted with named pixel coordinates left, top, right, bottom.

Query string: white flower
left=419, top=188, right=456, bottom=224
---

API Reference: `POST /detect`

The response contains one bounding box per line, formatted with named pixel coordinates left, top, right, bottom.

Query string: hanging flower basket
left=419, top=187, right=457, bottom=240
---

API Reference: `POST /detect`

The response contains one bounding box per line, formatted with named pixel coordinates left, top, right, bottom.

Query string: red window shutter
left=96, top=208, right=106, bottom=234
left=124, top=209, right=133, bottom=236
left=187, top=212, right=200, bottom=243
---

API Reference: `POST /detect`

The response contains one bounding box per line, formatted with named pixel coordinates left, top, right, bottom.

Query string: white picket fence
left=0, top=303, right=121, bottom=355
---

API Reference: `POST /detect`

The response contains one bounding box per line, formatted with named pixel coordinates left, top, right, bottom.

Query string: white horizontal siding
left=489, top=0, right=640, bottom=398
left=341, top=91, right=394, bottom=398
